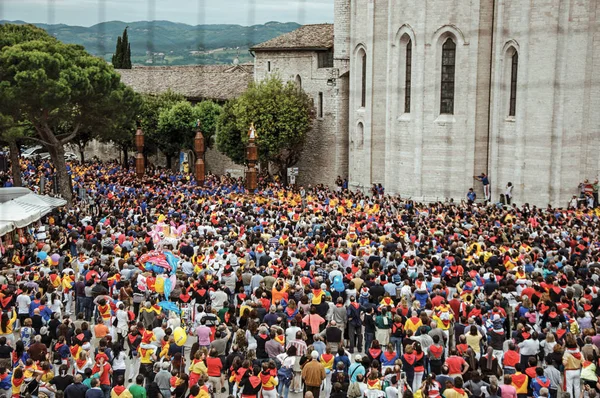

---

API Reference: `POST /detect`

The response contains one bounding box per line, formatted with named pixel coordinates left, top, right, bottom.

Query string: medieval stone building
left=254, top=0, right=600, bottom=206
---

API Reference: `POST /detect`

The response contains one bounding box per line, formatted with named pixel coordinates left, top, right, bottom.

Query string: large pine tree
left=111, top=28, right=131, bottom=69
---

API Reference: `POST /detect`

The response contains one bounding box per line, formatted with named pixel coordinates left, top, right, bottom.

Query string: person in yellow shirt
left=188, top=350, right=208, bottom=387
left=404, top=312, right=423, bottom=334
left=11, top=367, right=25, bottom=398
left=138, top=343, right=157, bottom=379
left=0, top=308, right=17, bottom=343
left=111, top=377, right=134, bottom=398
left=511, top=366, right=529, bottom=397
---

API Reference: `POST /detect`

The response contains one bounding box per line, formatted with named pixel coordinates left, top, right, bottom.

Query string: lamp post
left=246, top=123, right=258, bottom=191
left=194, top=120, right=205, bottom=185
left=135, top=123, right=145, bottom=178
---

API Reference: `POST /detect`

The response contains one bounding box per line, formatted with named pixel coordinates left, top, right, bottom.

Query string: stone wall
left=345, top=0, right=600, bottom=206
left=488, top=0, right=600, bottom=206
left=254, top=50, right=344, bottom=187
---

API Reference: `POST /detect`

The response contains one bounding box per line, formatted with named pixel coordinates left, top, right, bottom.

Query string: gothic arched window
left=440, top=38, right=456, bottom=115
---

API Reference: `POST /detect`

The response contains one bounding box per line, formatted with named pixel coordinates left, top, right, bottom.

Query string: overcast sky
left=1, top=0, right=334, bottom=26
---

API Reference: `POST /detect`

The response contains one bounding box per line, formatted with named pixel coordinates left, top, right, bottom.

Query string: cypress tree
left=124, top=43, right=132, bottom=69
left=111, top=28, right=131, bottom=69
left=111, top=36, right=123, bottom=68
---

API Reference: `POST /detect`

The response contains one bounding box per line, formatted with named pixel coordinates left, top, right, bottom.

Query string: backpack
left=277, top=355, right=293, bottom=383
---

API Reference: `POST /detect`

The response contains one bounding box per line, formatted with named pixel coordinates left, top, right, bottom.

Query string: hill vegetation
left=0, top=20, right=301, bottom=65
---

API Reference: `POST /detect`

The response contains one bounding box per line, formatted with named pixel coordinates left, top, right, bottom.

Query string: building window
left=295, top=75, right=302, bottom=89
left=440, top=38, right=456, bottom=115
left=318, top=50, right=334, bottom=68
left=361, top=52, right=367, bottom=108
left=509, top=52, right=518, bottom=117
left=267, top=61, right=271, bottom=72
left=404, top=39, right=412, bottom=113
left=318, top=92, right=323, bottom=118
left=356, top=122, right=364, bottom=149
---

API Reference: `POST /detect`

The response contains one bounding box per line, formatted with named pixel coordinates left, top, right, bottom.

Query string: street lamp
left=135, top=122, right=145, bottom=178
left=194, top=119, right=205, bottom=185
left=246, top=123, right=258, bottom=191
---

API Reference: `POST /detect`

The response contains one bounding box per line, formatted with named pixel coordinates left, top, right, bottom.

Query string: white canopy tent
left=0, top=222, right=15, bottom=236
left=0, top=188, right=67, bottom=236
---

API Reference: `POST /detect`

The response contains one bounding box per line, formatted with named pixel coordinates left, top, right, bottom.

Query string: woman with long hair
left=563, top=334, right=583, bottom=398
left=466, top=325, right=483, bottom=360
left=0, top=309, right=16, bottom=346
left=73, top=351, right=93, bottom=376
left=413, top=342, right=426, bottom=393
left=111, top=342, right=127, bottom=386
left=420, top=374, right=442, bottom=398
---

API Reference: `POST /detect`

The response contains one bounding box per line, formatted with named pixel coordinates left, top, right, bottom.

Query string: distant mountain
left=0, top=20, right=302, bottom=65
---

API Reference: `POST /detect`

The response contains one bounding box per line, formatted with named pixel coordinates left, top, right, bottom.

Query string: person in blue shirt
left=531, top=367, right=552, bottom=398
left=348, top=355, right=366, bottom=383
left=467, top=188, right=477, bottom=204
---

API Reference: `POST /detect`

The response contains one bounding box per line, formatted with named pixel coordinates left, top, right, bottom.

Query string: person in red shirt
left=503, top=343, right=521, bottom=375
left=206, top=348, right=224, bottom=393
left=92, top=353, right=112, bottom=398
left=444, top=349, right=469, bottom=378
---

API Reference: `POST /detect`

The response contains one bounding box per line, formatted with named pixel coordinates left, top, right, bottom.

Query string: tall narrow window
left=404, top=40, right=412, bottom=113
left=356, top=122, right=364, bottom=149
left=318, top=92, right=323, bottom=118
left=440, top=38, right=456, bottom=115
left=509, top=52, right=518, bottom=116
left=267, top=61, right=271, bottom=72
left=361, top=52, right=367, bottom=108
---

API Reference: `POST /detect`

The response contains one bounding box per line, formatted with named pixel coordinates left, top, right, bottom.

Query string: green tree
left=97, top=86, right=143, bottom=166
left=112, top=36, right=123, bottom=67
left=137, top=91, right=185, bottom=167
left=216, top=100, right=246, bottom=165
left=156, top=101, right=202, bottom=169
left=195, top=101, right=222, bottom=149
left=216, top=75, right=313, bottom=182
left=154, top=100, right=223, bottom=169
left=111, top=27, right=131, bottom=69
left=0, top=24, right=56, bottom=187
left=0, top=30, right=131, bottom=205
left=0, top=115, right=27, bottom=187
left=122, top=28, right=132, bottom=69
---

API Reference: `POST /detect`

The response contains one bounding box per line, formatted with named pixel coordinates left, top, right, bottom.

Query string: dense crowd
left=0, top=158, right=600, bottom=398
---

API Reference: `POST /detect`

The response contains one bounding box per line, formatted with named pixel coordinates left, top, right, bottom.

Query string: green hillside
left=0, top=20, right=301, bottom=65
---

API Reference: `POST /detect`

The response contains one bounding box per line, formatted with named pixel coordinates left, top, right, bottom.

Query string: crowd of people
left=0, top=157, right=600, bottom=398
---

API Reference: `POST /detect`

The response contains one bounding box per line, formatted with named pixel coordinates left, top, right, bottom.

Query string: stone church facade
left=254, top=0, right=600, bottom=206
left=344, top=0, right=600, bottom=206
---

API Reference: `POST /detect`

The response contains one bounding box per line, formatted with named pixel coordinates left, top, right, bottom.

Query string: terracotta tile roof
left=251, top=24, right=334, bottom=51
left=117, top=64, right=254, bottom=101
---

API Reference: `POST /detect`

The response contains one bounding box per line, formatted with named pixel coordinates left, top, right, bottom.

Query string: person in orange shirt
left=271, top=279, right=288, bottom=304
left=94, top=321, right=110, bottom=340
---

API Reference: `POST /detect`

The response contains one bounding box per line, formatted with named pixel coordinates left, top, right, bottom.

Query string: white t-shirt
left=285, top=326, right=301, bottom=343
left=16, top=294, right=31, bottom=315
left=276, top=353, right=296, bottom=368
left=113, top=351, right=127, bottom=370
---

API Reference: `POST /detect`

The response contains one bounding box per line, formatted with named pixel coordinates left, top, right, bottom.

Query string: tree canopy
left=216, top=75, right=313, bottom=180
left=154, top=99, right=222, bottom=169
left=0, top=24, right=139, bottom=204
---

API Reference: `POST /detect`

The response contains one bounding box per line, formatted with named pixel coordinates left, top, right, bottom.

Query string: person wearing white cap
left=348, top=355, right=366, bottom=383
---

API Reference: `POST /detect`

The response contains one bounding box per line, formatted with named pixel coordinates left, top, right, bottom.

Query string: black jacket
left=64, top=382, right=89, bottom=398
